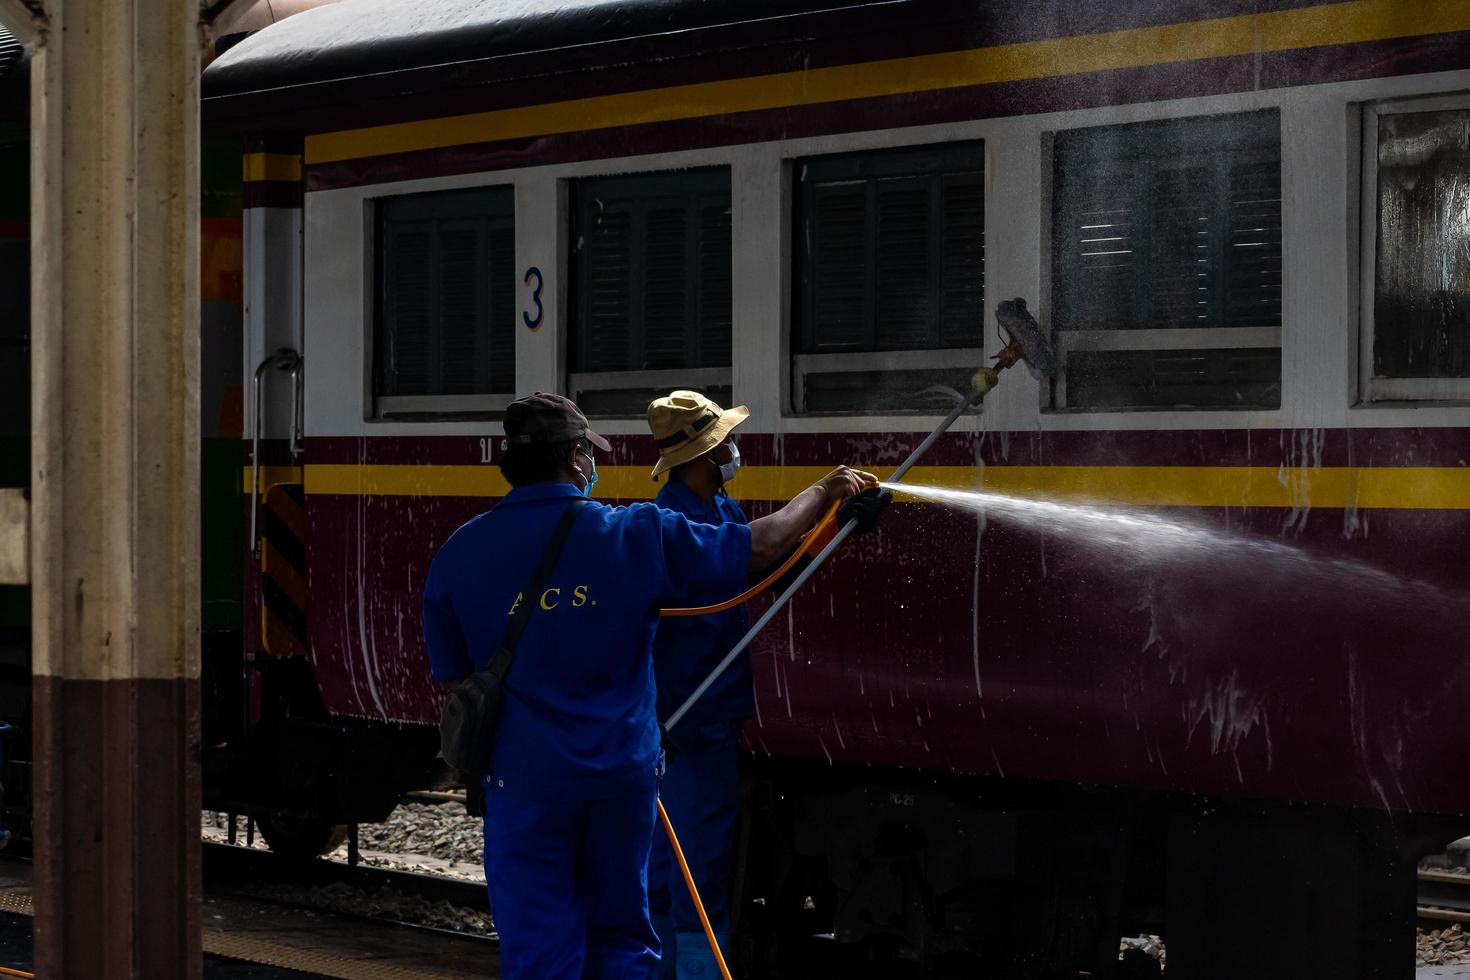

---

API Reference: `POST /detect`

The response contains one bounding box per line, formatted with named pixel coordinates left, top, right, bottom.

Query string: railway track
left=1419, top=869, right=1470, bottom=924
left=203, top=840, right=494, bottom=938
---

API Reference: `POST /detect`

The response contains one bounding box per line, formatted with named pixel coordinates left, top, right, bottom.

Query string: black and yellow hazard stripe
left=243, top=132, right=304, bottom=209
left=259, top=483, right=308, bottom=657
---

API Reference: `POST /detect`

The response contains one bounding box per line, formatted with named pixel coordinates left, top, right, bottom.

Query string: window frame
left=1358, top=92, right=1470, bottom=404
left=371, top=184, right=517, bottom=420
left=1050, top=328, right=1284, bottom=409
left=1046, top=111, right=1284, bottom=412
left=566, top=167, right=733, bottom=418
left=790, top=347, right=986, bottom=414
left=791, top=140, right=987, bottom=415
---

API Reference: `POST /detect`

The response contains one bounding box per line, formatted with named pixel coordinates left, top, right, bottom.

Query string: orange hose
left=660, top=501, right=841, bottom=617
left=0, top=967, right=33, bottom=978
left=656, top=799, right=734, bottom=980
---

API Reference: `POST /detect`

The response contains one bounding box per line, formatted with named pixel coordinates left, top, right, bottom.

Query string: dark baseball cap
left=504, top=393, right=611, bottom=451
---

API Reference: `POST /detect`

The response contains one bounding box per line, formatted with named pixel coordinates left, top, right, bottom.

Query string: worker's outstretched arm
left=748, top=466, right=874, bottom=570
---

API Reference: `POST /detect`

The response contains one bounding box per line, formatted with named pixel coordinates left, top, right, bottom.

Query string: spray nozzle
left=992, top=298, right=1056, bottom=381
left=970, top=366, right=1001, bottom=396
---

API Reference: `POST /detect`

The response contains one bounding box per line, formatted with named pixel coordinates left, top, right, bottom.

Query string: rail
left=1419, top=869, right=1470, bottom=924
left=1417, top=869, right=1470, bottom=922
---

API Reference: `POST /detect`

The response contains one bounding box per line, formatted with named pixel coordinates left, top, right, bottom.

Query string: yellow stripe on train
left=242, top=152, right=304, bottom=183
left=305, top=0, right=1470, bottom=165
left=242, top=464, right=1470, bottom=510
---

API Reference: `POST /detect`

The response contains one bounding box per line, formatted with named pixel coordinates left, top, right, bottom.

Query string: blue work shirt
left=422, top=483, right=751, bottom=801
left=651, top=480, right=755, bottom=734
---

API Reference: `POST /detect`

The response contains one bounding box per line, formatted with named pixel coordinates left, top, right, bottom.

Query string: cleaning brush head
left=995, top=298, right=1056, bottom=380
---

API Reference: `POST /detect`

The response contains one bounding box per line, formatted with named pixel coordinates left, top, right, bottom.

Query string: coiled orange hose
left=659, top=501, right=841, bottom=617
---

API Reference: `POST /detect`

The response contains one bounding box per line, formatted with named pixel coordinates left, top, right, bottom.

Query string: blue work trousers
left=648, top=724, right=741, bottom=979
left=483, top=779, right=661, bottom=979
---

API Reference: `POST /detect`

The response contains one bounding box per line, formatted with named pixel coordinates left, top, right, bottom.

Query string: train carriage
left=202, top=2, right=1470, bottom=976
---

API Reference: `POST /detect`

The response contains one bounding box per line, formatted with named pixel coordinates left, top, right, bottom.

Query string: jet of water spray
left=882, top=482, right=1468, bottom=616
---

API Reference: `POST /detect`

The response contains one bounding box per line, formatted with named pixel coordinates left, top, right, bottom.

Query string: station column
left=0, top=0, right=241, bottom=975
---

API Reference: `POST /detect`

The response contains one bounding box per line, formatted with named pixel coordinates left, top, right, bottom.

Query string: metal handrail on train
left=289, top=356, right=305, bottom=460
left=249, top=348, right=302, bottom=556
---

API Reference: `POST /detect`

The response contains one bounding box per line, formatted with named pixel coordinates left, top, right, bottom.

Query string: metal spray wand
left=662, top=299, right=1054, bottom=734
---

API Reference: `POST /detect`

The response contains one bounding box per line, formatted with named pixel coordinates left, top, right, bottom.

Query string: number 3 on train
left=522, top=266, right=544, bottom=330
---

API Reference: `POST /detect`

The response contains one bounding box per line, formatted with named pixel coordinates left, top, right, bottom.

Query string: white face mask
left=717, top=442, right=741, bottom=485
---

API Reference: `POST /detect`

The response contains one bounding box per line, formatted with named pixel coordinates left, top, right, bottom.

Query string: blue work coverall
left=647, top=480, right=754, bottom=979
left=422, top=483, right=751, bottom=980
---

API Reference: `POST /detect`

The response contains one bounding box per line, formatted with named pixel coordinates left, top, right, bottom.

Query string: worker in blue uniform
left=644, top=390, right=887, bottom=978
left=644, top=390, right=755, bottom=980
left=422, top=392, right=873, bottom=980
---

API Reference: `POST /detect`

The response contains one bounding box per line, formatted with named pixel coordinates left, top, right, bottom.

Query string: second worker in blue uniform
left=645, top=391, right=759, bottom=979
left=644, top=390, right=888, bottom=979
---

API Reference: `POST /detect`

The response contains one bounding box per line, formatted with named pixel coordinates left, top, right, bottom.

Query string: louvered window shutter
left=582, top=201, right=635, bottom=373
left=1054, top=112, right=1280, bottom=336
left=1060, top=179, right=1139, bottom=333
left=641, top=199, right=690, bottom=371
left=799, top=143, right=984, bottom=355
left=383, top=222, right=434, bottom=395
left=1224, top=161, right=1283, bottom=328
left=571, top=170, right=733, bottom=376
left=487, top=222, right=517, bottom=394
left=697, top=196, right=733, bottom=368
left=874, top=176, right=932, bottom=350
left=377, top=186, right=516, bottom=405
left=1051, top=110, right=1281, bottom=410
left=438, top=221, right=482, bottom=394
left=808, top=182, right=870, bottom=351
left=938, top=176, right=985, bottom=348
left=1147, top=165, right=1216, bottom=329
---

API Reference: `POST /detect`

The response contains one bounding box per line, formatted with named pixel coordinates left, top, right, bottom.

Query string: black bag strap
left=483, top=497, right=585, bottom=681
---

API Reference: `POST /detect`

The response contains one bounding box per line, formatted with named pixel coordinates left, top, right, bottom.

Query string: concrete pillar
left=14, top=0, right=220, bottom=975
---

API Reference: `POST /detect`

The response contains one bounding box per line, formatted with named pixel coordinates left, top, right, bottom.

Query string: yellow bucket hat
left=647, top=390, right=749, bottom=480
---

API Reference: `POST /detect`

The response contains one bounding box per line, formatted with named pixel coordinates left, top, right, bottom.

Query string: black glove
left=837, top=486, right=892, bottom=535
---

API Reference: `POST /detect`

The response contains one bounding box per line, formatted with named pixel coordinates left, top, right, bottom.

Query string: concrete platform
left=0, top=857, right=498, bottom=979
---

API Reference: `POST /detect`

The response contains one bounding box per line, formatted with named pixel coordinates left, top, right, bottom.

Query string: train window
left=1050, top=111, right=1282, bottom=411
left=373, top=186, right=516, bottom=418
left=1361, top=96, right=1470, bottom=403
left=568, top=169, right=732, bottom=418
left=792, top=142, right=985, bottom=414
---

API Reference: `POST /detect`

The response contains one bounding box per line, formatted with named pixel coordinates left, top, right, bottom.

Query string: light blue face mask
left=717, top=441, right=741, bottom=485
left=578, top=446, right=599, bottom=498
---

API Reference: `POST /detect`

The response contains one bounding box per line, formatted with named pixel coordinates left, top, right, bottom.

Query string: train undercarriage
left=736, top=757, right=1463, bottom=979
